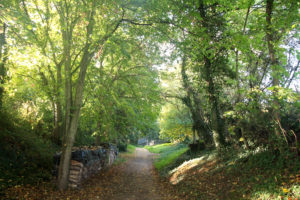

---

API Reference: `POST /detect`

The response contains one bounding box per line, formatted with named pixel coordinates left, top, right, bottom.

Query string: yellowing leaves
left=282, top=187, right=289, bottom=193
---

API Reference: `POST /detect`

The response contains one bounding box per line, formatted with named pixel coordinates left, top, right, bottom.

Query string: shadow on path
left=83, top=147, right=170, bottom=200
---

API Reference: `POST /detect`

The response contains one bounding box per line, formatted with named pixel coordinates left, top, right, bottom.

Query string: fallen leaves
left=3, top=151, right=300, bottom=200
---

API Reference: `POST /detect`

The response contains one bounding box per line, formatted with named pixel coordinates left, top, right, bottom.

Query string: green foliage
left=0, top=110, right=56, bottom=190
left=0, top=0, right=299, bottom=193
left=146, top=143, right=188, bottom=170
left=224, top=86, right=300, bottom=148
left=127, top=144, right=136, bottom=154
left=233, top=148, right=300, bottom=200
left=145, top=143, right=174, bottom=154
left=159, top=100, right=193, bottom=142
left=117, top=142, right=128, bottom=152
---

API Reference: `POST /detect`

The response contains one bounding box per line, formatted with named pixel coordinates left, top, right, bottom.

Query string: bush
left=0, top=110, right=56, bottom=190
left=117, top=142, right=128, bottom=152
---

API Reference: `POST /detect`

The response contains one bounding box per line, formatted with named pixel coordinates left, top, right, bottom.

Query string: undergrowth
left=0, top=110, right=57, bottom=191
left=227, top=148, right=300, bottom=200
left=148, top=143, right=300, bottom=199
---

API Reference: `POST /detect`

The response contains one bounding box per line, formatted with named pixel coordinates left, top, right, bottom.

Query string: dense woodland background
left=0, top=0, right=299, bottom=196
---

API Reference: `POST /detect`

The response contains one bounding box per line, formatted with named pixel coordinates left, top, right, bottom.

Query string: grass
left=144, top=143, right=300, bottom=200
left=145, top=143, right=189, bottom=171
left=127, top=144, right=136, bottom=154
left=145, top=143, right=174, bottom=153
left=156, top=144, right=300, bottom=200
left=232, top=149, right=300, bottom=200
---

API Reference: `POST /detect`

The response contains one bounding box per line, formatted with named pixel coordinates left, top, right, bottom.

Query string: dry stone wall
left=53, top=144, right=118, bottom=188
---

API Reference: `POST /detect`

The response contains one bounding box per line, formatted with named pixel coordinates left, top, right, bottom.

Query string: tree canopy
left=0, top=0, right=299, bottom=191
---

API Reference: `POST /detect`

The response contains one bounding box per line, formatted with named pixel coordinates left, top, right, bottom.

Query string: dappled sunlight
left=251, top=183, right=300, bottom=200
left=1, top=0, right=299, bottom=198
left=169, top=155, right=213, bottom=185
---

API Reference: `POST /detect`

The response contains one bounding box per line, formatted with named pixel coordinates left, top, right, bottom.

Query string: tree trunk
left=197, top=0, right=226, bottom=148
left=56, top=0, right=116, bottom=189
left=204, top=57, right=226, bottom=148
left=235, top=50, right=241, bottom=103
left=57, top=39, right=91, bottom=190
left=57, top=21, right=75, bottom=189
left=180, top=51, right=212, bottom=144
left=57, top=63, right=89, bottom=190
left=265, top=0, right=281, bottom=137
left=53, top=63, right=63, bottom=145
left=192, top=129, right=196, bottom=144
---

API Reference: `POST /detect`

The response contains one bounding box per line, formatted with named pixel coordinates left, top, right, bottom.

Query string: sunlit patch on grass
left=251, top=184, right=300, bottom=200
left=249, top=179, right=300, bottom=200
left=154, top=147, right=188, bottom=170
left=168, top=154, right=217, bottom=185
left=145, top=143, right=174, bottom=154
left=145, top=143, right=189, bottom=171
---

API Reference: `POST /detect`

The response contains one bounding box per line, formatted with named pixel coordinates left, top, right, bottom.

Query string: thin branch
left=15, top=72, right=38, bottom=81
left=286, top=60, right=300, bottom=88
left=71, top=47, right=85, bottom=75
left=121, top=19, right=153, bottom=26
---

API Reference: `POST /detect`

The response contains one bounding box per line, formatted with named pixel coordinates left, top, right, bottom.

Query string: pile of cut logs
left=53, top=144, right=118, bottom=188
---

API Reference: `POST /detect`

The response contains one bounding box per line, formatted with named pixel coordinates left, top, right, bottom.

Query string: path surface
left=82, top=147, right=170, bottom=200
left=4, top=148, right=174, bottom=200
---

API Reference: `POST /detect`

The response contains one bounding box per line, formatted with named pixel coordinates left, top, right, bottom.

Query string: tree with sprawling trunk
left=5, top=0, right=126, bottom=190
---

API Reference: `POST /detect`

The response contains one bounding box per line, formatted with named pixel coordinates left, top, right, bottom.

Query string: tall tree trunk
left=265, top=0, right=281, bottom=137
left=57, top=55, right=90, bottom=190
left=53, top=63, right=63, bottom=145
left=180, top=51, right=212, bottom=144
left=235, top=50, right=241, bottom=103
left=57, top=12, right=74, bottom=188
left=204, top=57, right=226, bottom=148
left=56, top=0, right=118, bottom=189
left=198, top=0, right=226, bottom=148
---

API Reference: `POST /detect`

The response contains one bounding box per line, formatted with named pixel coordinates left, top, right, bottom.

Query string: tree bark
left=265, top=0, right=281, bottom=137
left=58, top=1, right=99, bottom=189
left=53, top=61, right=64, bottom=145
left=57, top=51, right=91, bottom=190
left=197, top=0, right=226, bottom=148
left=204, top=57, right=226, bottom=148
left=57, top=1, right=76, bottom=189
left=180, top=51, right=212, bottom=144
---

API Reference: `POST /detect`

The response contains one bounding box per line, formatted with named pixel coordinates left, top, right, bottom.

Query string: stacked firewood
left=53, top=144, right=118, bottom=188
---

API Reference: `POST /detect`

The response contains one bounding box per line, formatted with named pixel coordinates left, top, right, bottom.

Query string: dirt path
left=82, top=147, right=170, bottom=200
left=3, top=148, right=174, bottom=200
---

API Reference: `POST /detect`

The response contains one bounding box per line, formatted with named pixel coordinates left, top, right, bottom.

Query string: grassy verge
left=158, top=145, right=300, bottom=200
left=145, top=143, right=188, bottom=171
left=126, top=144, right=136, bottom=154
left=226, top=149, right=300, bottom=200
